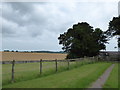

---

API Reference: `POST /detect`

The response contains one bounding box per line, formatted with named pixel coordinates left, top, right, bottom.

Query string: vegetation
left=2, top=59, right=93, bottom=85
left=103, top=64, right=119, bottom=88
left=3, top=50, right=65, bottom=54
left=58, top=22, right=108, bottom=59
left=3, top=50, right=10, bottom=52
left=105, top=16, right=120, bottom=48
left=3, top=62, right=61, bottom=85
left=3, top=62, right=111, bottom=88
left=30, top=51, right=65, bottom=54
left=2, top=52, right=67, bottom=61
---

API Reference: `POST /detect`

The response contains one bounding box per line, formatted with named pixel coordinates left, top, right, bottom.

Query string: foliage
left=105, top=16, right=120, bottom=48
left=58, top=22, right=108, bottom=59
left=107, top=16, right=120, bottom=36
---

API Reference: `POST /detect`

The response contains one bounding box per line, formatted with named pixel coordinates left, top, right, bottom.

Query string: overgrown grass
left=2, top=59, right=96, bottom=85
left=3, top=62, right=111, bottom=88
left=2, top=62, right=60, bottom=85
left=103, top=63, right=119, bottom=88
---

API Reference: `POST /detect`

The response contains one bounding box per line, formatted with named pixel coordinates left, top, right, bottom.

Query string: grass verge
left=103, top=63, right=119, bottom=88
left=2, top=59, right=95, bottom=85
left=3, top=62, right=111, bottom=88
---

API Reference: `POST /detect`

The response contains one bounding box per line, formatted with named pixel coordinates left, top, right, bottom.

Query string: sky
left=1, top=1, right=119, bottom=51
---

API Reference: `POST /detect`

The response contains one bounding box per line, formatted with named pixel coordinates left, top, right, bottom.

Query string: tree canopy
left=105, top=16, right=120, bottom=48
left=58, top=22, right=108, bottom=59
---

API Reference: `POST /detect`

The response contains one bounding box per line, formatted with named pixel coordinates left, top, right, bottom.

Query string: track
left=89, top=64, right=115, bottom=88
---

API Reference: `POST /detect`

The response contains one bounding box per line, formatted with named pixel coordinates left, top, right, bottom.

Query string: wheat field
left=0, top=52, right=67, bottom=61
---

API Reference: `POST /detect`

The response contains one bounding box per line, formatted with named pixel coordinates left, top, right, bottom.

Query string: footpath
left=89, top=64, right=115, bottom=89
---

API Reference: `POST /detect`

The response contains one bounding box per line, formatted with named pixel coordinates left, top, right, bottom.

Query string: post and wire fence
left=2, top=56, right=118, bottom=84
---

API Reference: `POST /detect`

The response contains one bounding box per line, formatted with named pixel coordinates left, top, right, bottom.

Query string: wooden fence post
left=67, top=59, right=70, bottom=70
left=11, top=60, right=15, bottom=83
left=93, top=56, right=95, bottom=63
left=40, top=59, right=42, bottom=75
left=55, top=59, right=58, bottom=72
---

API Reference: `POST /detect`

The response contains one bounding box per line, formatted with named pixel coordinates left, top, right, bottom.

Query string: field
left=2, top=59, right=93, bottom=85
left=3, top=62, right=112, bottom=88
left=1, top=52, right=67, bottom=61
left=2, top=62, right=67, bottom=85
left=1, top=52, right=119, bottom=88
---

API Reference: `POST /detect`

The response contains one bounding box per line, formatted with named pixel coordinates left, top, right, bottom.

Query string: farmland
left=1, top=52, right=67, bottom=61
left=1, top=52, right=119, bottom=88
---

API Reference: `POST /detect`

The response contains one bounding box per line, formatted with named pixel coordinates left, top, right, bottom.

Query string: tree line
left=3, top=50, right=65, bottom=54
left=58, top=16, right=120, bottom=59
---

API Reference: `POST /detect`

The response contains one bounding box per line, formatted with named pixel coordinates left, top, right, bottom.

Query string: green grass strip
left=2, top=60, right=96, bottom=85
left=3, top=62, right=111, bottom=88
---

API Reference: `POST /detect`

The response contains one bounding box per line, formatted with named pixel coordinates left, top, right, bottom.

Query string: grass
left=2, top=62, right=59, bottom=85
left=103, top=63, right=119, bottom=88
left=2, top=59, right=93, bottom=85
left=2, top=62, right=57, bottom=85
left=3, top=62, right=111, bottom=88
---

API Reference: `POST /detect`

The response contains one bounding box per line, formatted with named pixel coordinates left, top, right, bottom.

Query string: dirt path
left=89, top=64, right=115, bottom=88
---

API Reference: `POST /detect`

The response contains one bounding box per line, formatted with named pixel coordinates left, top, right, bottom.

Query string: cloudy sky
left=1, top=1, right=119, bottom=51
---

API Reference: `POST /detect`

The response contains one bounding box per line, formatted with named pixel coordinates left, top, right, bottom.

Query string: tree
left=105, top=16, right=120, bottom=48
left=58, top=22, right=108, bottom=59
left=4, top=50, right=9, bottom=52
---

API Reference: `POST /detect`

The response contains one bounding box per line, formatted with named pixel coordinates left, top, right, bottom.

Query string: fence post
left=93, top=56, right=95, bottom=63
left=55, top=59, right=58, bottom=72
left=40, top=59, right=42, bottom=75
left=67, top=59, right=70, bottom=70
left=11, top=60, right=15, bottom=83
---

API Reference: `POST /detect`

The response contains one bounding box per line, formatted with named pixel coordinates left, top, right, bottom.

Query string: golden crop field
left=0, top=52, right=67, bottom=61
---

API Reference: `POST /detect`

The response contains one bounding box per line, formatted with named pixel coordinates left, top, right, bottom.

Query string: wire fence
left=2, top=56, right=119, bottom=85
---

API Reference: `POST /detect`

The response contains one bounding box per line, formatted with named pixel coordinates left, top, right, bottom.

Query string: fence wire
left=2, top=56, right=117, bottom=85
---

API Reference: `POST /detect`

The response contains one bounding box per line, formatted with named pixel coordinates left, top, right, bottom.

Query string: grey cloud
left=9, top=2, right=34, bottom=14
left=2, top=2, right=47, bottom=38
left=2, top=3, right=34, bottom=26
left=2, top=2, right=75, bottom=38
left=2, top=2, right=118, bottom=51
left=2, top=18, right=18, bottom=37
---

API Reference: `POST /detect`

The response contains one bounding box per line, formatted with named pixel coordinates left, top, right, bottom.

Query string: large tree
left=58, top=22, right=108, bottom=59
left=105, top=16, right=120, bottom=48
